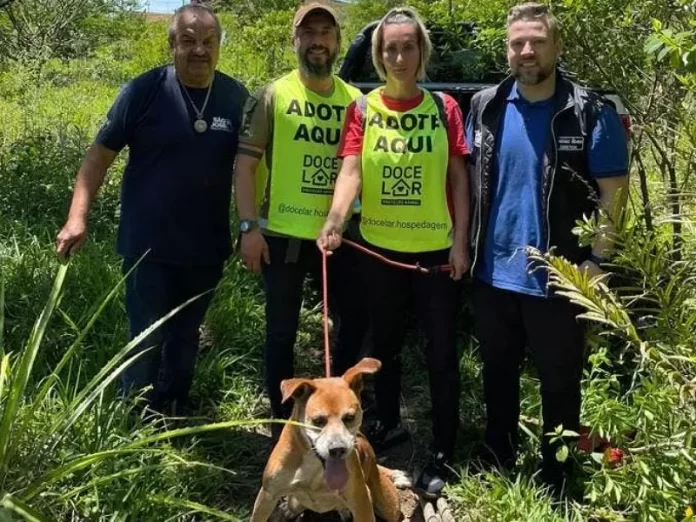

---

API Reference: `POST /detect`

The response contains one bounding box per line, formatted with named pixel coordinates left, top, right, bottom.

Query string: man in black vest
left=466, top=2, right=629, bottom=493
left=56, top=4, right=249, bottom=415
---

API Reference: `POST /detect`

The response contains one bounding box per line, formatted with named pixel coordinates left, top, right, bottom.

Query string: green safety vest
left=256, top=70, right=360, bottom=239
left=359, top=89, right=451, bottom=252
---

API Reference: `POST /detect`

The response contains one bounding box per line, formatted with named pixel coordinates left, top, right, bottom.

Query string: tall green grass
left=0, top=256, right=279, bottom=520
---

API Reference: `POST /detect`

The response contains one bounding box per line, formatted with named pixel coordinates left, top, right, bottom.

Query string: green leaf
left=150, top=495, right=244, bottom=521
left=22, top=449, right=164, bottom=501
left=51, top=287, right=213, bottom=440
left=686, top=48, right=696, bottom=72
left=657, top=45, right=673, bottom=62
left=0, top=356, right=8, bottom=406
left=123, top=418, right=302, bottom=449
left=0, top=272, right=4, bottom=358
left=33, top=253, right=142, bottom=405
left=644, top=35, right=664, bottom=55
left=0, top=495, right=51, bottom=522
left=58, top=458, right=238, bottom=501
left=556, top=445, right=569, bottom=463
left=604, top=478, right=614, bottom=496
left=0, top=263, right=68, bottom=470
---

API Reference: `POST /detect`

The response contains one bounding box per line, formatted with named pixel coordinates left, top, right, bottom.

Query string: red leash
left=342, top=238, right=452, bottom=274
left=320, top=239, right=452, bottom=378
left=322, top=249, right=332, bottom=378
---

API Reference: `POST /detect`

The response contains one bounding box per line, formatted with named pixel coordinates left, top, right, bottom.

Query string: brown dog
left=250, top=358, right=404, bottom=522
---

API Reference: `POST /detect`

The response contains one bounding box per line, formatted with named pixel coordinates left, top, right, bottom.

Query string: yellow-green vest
left=256, top=70, right=360, bottom=239
left=360, top=89, right=451, bottom=252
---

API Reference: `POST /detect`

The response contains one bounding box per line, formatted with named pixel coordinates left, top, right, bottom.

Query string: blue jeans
left=120, top=257, right=223, bottom=413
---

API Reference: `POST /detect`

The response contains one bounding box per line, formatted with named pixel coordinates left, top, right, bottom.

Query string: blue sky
left=140, top=0, right=184, bottom=13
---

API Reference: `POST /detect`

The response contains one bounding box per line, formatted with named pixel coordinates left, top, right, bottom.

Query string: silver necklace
left=180, top=76, right=214, bottom=133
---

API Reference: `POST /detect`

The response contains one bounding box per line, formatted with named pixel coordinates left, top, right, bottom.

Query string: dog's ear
left=280, top=378, right=316, bottom=405
left=342, top=357, right=381, bottom=395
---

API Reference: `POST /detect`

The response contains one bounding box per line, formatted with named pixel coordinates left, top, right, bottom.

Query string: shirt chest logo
left=558, top=135, right=584, bottom=152
left=210, top=117, right=233, bottom=132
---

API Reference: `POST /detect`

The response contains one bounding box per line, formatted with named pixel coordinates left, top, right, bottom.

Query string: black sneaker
left=363, top=420, right=410, bottom=452
left=414, top=452, right=455, bottom=499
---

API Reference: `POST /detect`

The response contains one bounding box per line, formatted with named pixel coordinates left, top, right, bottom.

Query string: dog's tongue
left=323, top=457, right=349, bottom=491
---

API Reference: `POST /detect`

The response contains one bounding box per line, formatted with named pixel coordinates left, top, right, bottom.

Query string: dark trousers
left=261, top=235, right=369, bottom=420
left=362, top=246, right=461, bottom=459
left=121, top=257, right=223, bottom=413
left=472, top=279, right=585, bottom=475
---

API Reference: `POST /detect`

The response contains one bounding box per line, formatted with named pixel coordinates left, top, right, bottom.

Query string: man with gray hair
left=466, top=2, right=629, bottom=495
left=56, top=4, right=249, bottom=415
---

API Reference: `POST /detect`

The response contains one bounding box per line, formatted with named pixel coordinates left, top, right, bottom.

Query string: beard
left=512, top=61, right=555, bottom=86
left=298, top=45, right=337, bottom=78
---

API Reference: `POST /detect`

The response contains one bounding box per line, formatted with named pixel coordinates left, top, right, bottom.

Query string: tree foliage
left=0, top=0, right=140, bottom=67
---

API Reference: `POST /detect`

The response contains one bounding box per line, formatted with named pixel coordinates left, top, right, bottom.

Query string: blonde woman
left=317, top=7, right=470, bottom=497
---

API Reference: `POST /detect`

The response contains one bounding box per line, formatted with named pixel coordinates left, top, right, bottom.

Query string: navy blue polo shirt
left=466, top=82, right=628, bottom=296
left=96, top=65, right=249, bottom=266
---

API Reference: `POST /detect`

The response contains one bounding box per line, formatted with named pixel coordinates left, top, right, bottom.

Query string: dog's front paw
left=389, top=469, right=413, bottom=490
left=269, top=498, right=303, bottom=521
left=338, top=509, right=353, bottom=522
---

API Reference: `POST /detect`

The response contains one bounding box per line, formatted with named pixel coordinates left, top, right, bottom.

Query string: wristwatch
left=588, top=252, right=608, bottom=266
left=239, top=219, right=258, bottom=233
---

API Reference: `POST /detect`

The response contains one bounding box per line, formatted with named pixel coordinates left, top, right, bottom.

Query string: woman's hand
left=317, top=218, right=344, bottom=254
left=448, top=240, right=470, bottom=280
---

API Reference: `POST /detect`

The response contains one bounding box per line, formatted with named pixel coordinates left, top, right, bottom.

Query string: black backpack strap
left=429, top=90, right=449, bottom=133
left=469, top=92, right=481, bottom=124
left=580, top=90, right=605, bottom=174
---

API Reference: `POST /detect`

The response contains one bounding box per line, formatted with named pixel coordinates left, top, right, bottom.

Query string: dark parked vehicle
left=338, top=21, right=630, bottom=133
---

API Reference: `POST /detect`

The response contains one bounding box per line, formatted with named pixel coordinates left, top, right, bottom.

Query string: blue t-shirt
left=466, top=82, right=628, bottom=296
left=96, top=65, right=249, bottom=266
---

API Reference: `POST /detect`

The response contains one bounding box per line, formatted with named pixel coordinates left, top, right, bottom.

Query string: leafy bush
left=0, top=128, right=119, bottom=234
left=524, top=213, right=696, bottom=520
left=0, top=260, right=267, bottom=520
left=0, top=0, right=142, bottom=67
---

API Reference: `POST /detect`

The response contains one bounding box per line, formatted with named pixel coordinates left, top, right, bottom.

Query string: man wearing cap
left=234, top=3, right=368, bottom=438
left=56, top=4, right=249, bottom=415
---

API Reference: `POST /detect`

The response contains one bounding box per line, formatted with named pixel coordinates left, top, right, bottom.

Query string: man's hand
left=55, top=143, right=117, bottom=263
left=241, top=229, right=269, bottom=273
left=448, top=241, right=470, bottom=281
left=317, top=219, right=343, bottom=253
left=579, top=259, right=605, bottom=279
left=56, top=217, right=88, bottom=262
